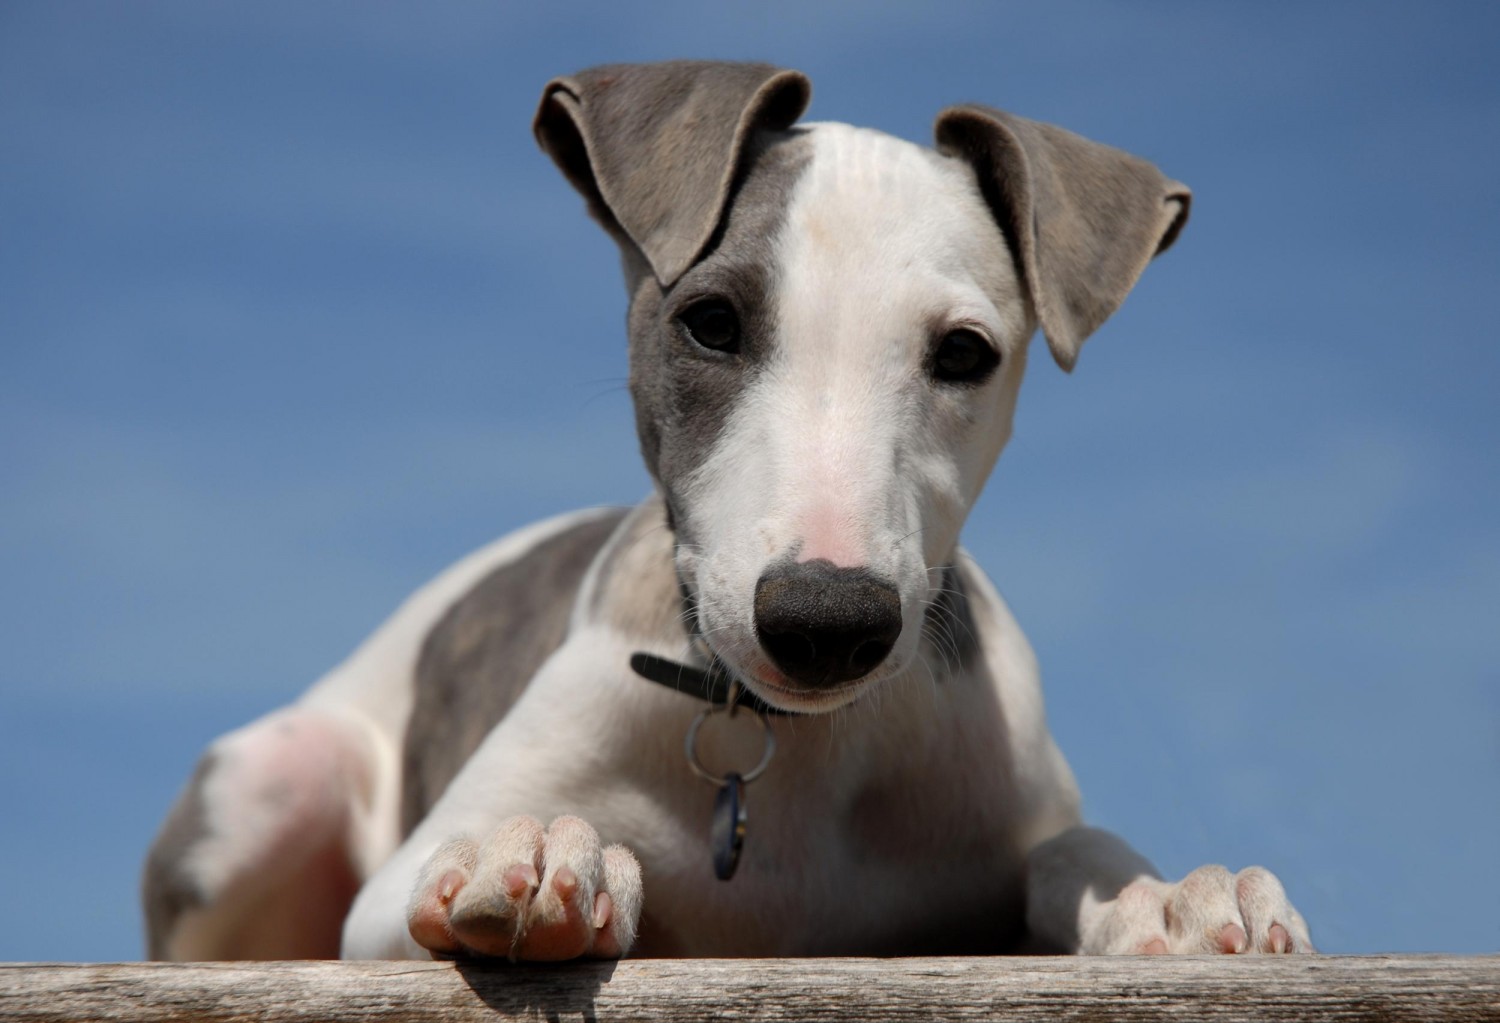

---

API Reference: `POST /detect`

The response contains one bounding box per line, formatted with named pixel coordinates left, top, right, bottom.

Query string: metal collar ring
left=684, top=702, right=776, bottom=785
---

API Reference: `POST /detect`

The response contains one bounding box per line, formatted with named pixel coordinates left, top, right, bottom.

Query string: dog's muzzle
left=753, top=561, right=902, bottom=687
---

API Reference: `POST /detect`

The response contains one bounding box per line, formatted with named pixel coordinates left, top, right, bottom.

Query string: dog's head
left=536, top=61, right=1189, bottom=713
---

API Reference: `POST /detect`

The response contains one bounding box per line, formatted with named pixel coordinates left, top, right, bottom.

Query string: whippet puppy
left=145, top=60, right=1313, bottom=962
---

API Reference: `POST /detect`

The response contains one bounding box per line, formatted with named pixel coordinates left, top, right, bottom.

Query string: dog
left=144, top=60, right=1313, bottom=961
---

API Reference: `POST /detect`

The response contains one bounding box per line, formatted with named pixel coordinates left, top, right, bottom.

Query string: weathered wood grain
left=1, top=956, right=1496, bottom=1022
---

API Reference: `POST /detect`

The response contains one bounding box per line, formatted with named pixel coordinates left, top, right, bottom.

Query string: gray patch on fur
left=535, top=59, right=818, bottom=571
left=141, top=751, right=218, bottom=959
left=627, top=130, right=814, bottom=521
left=400, top=510, right=627, bottom=835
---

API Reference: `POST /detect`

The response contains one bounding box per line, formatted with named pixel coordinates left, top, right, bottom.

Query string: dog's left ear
left=935, top=106, right=1191, bottom=371
left=535, top=61, right=812, bottom=286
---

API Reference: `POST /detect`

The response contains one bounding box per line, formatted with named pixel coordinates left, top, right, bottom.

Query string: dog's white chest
left=615, top=688, right=1037, bottom=956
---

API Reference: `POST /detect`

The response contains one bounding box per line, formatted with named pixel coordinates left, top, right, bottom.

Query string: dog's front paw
left=406, top=815, right=642, bottom=961
left=1085, top=865, right=1313, bottom=955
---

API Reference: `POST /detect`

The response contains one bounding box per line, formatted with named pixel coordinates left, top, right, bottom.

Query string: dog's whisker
left=579, top=382, right=632, bottom=409
left=915, top=651, right=941, bottom=707
left=890, top=527, right=927, bottom=549
left=923, top=600, right=975, bottom=656
left=922, top=585, right=979, bottom=651
left=918, top=620, right=958, bottom=680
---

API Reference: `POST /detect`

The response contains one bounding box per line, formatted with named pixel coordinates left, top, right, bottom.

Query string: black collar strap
left=630, top=561, right=796, bottom=716
left=628, top=652, right=795, bottom=717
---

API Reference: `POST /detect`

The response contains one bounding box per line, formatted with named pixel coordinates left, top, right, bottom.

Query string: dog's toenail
left=502, top=864, right=539, bottom=898
left=593, top=890, right=613, bottom=930
left=1219, top=923, right=1248, bottom=954
left=1269, top=922, right=1291, bottom=953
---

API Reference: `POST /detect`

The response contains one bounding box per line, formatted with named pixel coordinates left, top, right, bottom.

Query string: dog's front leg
left=1025, top=826, right=1313, bottom=954
left=403, top=813, right=643, bottom=962
left=341, top=633, right=657, bottom=961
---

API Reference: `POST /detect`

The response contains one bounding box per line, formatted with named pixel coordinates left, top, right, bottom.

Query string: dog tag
left=682, top=699, right=773, bottom=882
left=710, top=772, right=747, bottom=881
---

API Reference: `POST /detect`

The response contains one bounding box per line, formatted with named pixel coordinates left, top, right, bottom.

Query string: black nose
left=753, top=561, right=902, bottom=687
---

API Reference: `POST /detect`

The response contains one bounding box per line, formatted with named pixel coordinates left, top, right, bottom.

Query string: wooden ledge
left=2, top=956, right=1496, bottom=1021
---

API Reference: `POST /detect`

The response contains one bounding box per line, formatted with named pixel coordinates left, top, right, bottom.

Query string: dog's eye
left=678, top=299, right=741, bottom=354
left=931, top=329, right=1000, bottom=384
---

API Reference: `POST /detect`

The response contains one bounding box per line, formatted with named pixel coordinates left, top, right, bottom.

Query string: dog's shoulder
left=399, top=504, right=630, bottom=832
left=398, top=495, right=685, bottom=834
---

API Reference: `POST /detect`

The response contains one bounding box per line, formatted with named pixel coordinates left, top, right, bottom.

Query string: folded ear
left=935, top=105, right=1191, bottom=371
left=534, top=61, right=812, bottom=287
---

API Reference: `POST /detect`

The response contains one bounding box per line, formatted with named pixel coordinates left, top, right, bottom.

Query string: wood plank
left=1, top=956, right=1496, bottom=1022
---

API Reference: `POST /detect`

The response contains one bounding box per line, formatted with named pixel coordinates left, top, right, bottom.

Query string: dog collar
left=627, top=652, right=793, bottom=717
left=629, top=651, right=785, bottom=882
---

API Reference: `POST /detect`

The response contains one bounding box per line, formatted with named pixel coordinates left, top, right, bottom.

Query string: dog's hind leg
left=142, top=705, right=387, bottom=959
left=141, top=510, right=623, bottom=960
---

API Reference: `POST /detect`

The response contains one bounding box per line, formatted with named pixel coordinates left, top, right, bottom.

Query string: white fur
left=676, top=125, right=1031, bottom=712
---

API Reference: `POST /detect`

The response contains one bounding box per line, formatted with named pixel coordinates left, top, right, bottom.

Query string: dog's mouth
left=674, top=563, right=907, bottom=714
left=631, top=647, right=878, bottom=716
left=688, top=626, right=909, bottom=715
left=738, top=671, right=872, bottom=714
left=707, top=643, right=897, bottom=715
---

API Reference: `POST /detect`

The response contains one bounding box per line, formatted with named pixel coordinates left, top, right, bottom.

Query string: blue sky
left=1, top=2, right=1497, bottom=959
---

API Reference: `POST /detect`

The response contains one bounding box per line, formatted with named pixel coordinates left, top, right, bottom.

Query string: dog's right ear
left=534, top=61, right=811, bottom=287
left=935, top=105, right=1191, bottom=372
